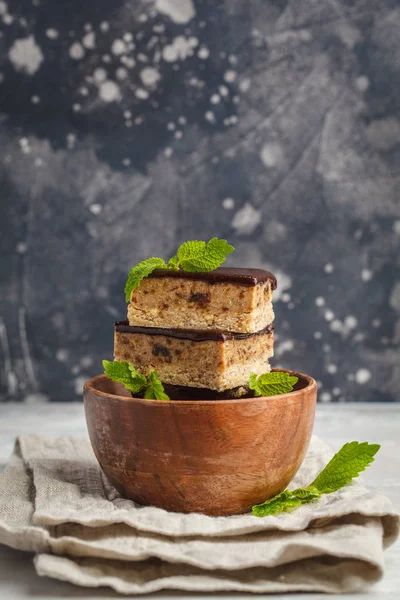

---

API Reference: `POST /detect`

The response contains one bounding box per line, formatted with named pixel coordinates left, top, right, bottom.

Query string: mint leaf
left=166, top=255, right=179, bottom=270
left=176, top=237, right=234, bottom=272
left=291, top=487, right=321, bottom=502
left=309, top=441, right=380, bottom=494
left=252, top=491, right=302, bottom=517
left=102, top=360, right=147, bottom=394
left=124, top=238, right=235, bottom=298
left=103, top=361, right=170, bottom=400
left=249, top=371, right=298, bottom=397
left=252, top=441, right=380, bottom=518
left=124, top=257, right=167, bottom=302
left=144, top=371, right=170, bottom=401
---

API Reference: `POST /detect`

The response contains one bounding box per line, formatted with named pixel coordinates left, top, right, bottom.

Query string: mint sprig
left=249, top=371, right=299, bottom=397
left=252, top=441, right=380, bottom=517
left=125, top=237, right=234, bottom=301
left=102, top=360, right=170, bottom=401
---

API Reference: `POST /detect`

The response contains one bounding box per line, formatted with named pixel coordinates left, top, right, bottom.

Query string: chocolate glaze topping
left=115, top=320, right=274, bottom=342
left=148, top=267, right=277, bottom=289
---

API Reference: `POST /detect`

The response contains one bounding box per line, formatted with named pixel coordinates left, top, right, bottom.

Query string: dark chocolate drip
left=148, top=267, right=277, bottom=289
left=115, top=320, right=274, bottom=341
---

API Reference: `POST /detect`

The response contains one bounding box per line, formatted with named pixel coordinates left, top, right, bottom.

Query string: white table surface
left=0, top=402, right=399, bottom=599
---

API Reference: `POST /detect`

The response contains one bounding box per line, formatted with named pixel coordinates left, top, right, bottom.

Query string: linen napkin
left=0, top=435, right=398, bottom=595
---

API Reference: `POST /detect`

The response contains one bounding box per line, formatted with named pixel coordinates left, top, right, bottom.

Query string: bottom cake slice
left=114, top=321, right=274, bottom=392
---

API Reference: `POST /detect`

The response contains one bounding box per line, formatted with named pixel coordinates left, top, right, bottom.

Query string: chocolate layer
left=149, top=267, right=277, bottom=290
left=115, top=320, right=274, bottom=342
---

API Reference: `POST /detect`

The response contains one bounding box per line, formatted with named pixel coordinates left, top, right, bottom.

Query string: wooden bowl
left=83, top=370, right=317, bottom=516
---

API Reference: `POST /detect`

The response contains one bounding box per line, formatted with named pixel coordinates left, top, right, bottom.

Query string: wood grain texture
left=83, top=371, right=317, bottom=516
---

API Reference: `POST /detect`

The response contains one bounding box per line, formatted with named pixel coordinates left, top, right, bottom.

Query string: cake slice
left=114, top=321, right=274, bottom=392
left=127, top=267, right=276, bottom=333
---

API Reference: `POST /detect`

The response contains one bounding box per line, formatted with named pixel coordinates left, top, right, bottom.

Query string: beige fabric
left=0, top=435, right=398, bottom=595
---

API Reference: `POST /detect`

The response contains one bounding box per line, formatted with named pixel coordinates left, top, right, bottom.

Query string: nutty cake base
left=128, top=268, right=276, bottom=334
left=114, top=321, right=274, bottom=392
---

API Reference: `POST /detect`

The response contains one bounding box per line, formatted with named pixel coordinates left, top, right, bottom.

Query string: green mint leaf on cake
left=102, top=360, right=170, bottom=400
left=309, top=441, right=381, bottom=494
left=144, top=371, right=170, bottom=401
left=249, top=372, right=299, bottom=397
left=166, top=255, right=180, bottom=270
left=124, top=257, right=167, bottom=301
left=252, top=441, right=380, bottom=517
left=176, top=238, right=234, bottom=272
left=102, top=360, right=148, bottom=394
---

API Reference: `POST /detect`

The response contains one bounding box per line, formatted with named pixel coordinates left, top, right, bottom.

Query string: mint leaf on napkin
left=252, top=441, right=380, bottom=517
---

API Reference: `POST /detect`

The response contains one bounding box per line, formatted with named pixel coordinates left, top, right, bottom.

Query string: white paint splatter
left=344, top=315, right=358, bottom=329
left=163, top=35, right=198, bottom=62
left=56, top=348, right=69, bottom=362
left=355, top=368, right=371, bottom=384
left=123, top=33, right=133, bottom=42
left=219, top=85, right=229, bottom=97
left=324, top=263, right=334, bottom=274
left=326, top=364, right=337, bottom=374
left=100, top=21, right=109, bottom=32
left=74, top=375, right=88, bottom=395
left=16, top=242, right=27, bottom=253
left=136, top=88, right=149, bottom=99
left=281, top=292, right=291, bottom=303
left=361, top=268, right=373, bottom=282
left=9, top=36, right=43, bottom=75
left=260, top=142, right=285, bottom=168
left=99, top=80, right=121, bottom=103
left=204, top=110, right=215, bottom=123
left=232, top=203, right=261, bottom=235
left=389, top=281, right=400, bottom=311
left=224, top=70, right=237, bottom=82
left=315, top=296, right=325, bottom=307
left=155, top=0, right=195, bottom=24
left=140, top=66, right=160, bottom=88
left=72, top=103, right=81, bottom=112
left=93, top=68, right=107, bottom=83
left=210, top=93, right=220, bottom=104
left=372, top=318, right=381, bottom=328
left=356, top=75, right=369, bottom=92
left=31, top=95, right=40, bottom=104
left=239, top=78, right=251, bottom=92
left=122, top=158, right=131, bottom=166
left=82, top=31, right=96, bottom=49
left=164, top=147, right=173, bottom=157
left=222, top=197, right=235, bottom=210
left=111, top=39, right=127, bottom=56
left=197, top=46, right=209, bottom=59
left=332, top=387, right=341, bottom=396
left=69, top=42, right=85, bottom=60
left=89, top=203, right=102, bottom=215
left=0, top=1, right=7, bottom=15
left=174, top=130, right=183, bottom=139
left=46, top=28, right=59, bottom=39
left=116, top=67, right=128, bottom=80
left=320, top=392, right=332, bottom=403
left=19, top=137, right=31, bottom=153
left=313, top=331, right=322, bottom=339
left=275, top=339, right=294, bottom=356
left=324, top=309, right=334, bottom=321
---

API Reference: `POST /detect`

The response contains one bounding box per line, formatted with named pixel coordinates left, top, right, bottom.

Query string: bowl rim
left=83, top=369, right=317, bottom=406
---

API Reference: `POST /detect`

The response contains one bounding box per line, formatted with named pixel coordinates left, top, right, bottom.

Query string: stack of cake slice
left=114, top=268, right=277, bottom=395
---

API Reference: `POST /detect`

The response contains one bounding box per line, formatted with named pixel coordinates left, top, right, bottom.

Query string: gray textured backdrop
left=0, top=0, right=399, bottom=403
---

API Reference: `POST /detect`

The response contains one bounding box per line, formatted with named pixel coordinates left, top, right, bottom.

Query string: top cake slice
left=127, top=267, right=276, bottom=333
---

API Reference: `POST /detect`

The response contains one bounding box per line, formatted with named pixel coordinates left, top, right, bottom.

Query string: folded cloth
left=0, top=435, right=398, bottom=595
